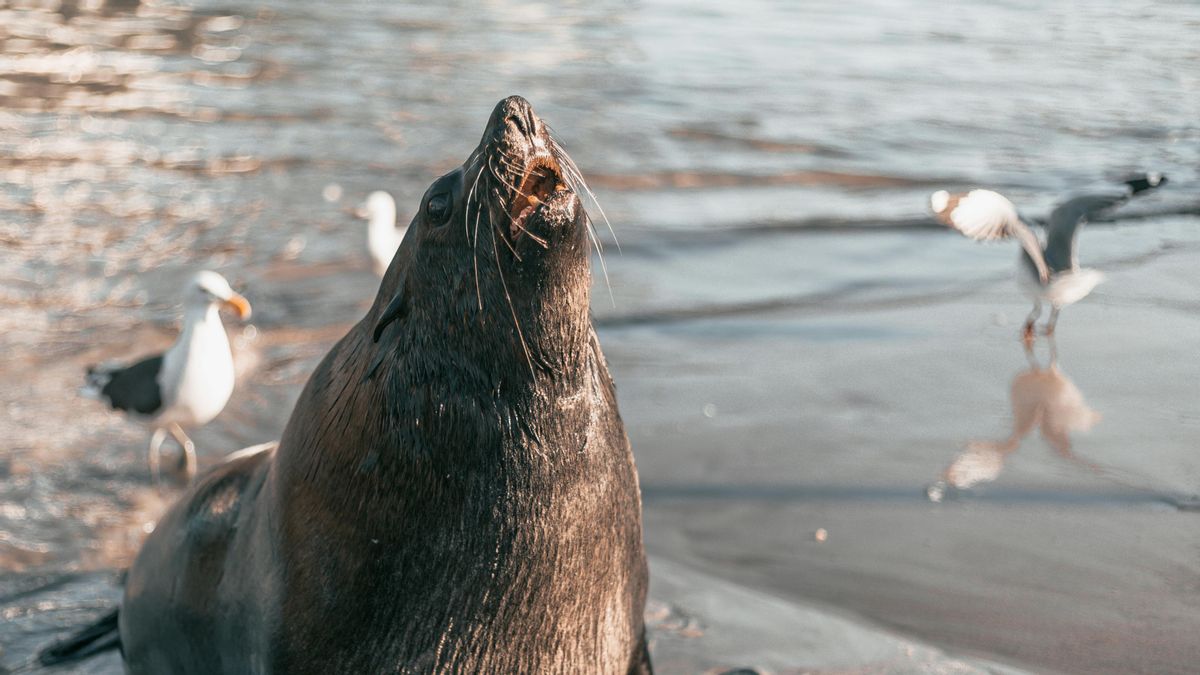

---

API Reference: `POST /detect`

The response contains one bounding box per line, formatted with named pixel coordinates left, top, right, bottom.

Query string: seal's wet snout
left=371, top=97, right=593, bottom=346
left=485, top=95, right=581, bottom=246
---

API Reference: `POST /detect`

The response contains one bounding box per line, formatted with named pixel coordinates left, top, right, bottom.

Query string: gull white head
left=186, top=270, right=252, bottom=320
left=365, top=190, right=396, bottom=223
left=363, top=190, right=401, bottom=275
left=930, top=190, right=950, bottom=214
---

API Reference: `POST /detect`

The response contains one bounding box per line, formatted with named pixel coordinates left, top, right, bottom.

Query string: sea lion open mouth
left=506, top=154, right=570, bottom=243
left=478, top=99, right=587, bottom=251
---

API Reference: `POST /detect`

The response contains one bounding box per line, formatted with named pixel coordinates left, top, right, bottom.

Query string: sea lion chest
left=273, top=377, right=644, bottom=674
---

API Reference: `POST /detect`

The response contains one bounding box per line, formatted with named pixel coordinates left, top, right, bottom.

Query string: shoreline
left=0, top=556, right=1031, bottom=675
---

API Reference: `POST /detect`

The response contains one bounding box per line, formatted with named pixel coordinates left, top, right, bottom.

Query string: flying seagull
left=82, top=271, right=252, bottom=482
left=930, top=173, right=1167, bottom=340
left=360, top=190, right=404, bottom=276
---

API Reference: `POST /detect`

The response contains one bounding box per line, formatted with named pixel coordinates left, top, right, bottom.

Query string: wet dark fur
left=112, top=97, right=651, bottom=673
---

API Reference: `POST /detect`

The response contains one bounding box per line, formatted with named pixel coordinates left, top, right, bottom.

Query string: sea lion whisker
left=504, top=164, right=554, bottom=182
left=464, top=144, right=487, bottom=173
left=487, top=157, right=524, bottom=196
left=472, top=205, right=484, bottom=311
left=466, top=158, right=487, bottom=311
left=495, top=153, right=522, bottom=169
left=510, top=220, right=550, bottom=249
left=492, top=153, right=558, bottom=200
left=463, top=155, right=477, bottom=242
left=495, top=156, right=550, bottom=179
left=549, top=133, right=620, bottom=253
left=493, top=211, right=524, bottom=260
left=492, top=199, right=530, bottom=243
left=543, top=135, right=615, bottom=306
left=473, top=211, right=485, bottom=309
left=584, top=216, right=615, bottom=307
left=489, top=221, right=538, bottom=385
left=494, top=148, right=524, bottom=165
left=483, top=177, right=524, bottom=260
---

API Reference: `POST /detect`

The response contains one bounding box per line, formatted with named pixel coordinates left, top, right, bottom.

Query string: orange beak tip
left=225, top=295, right=252, bottom=320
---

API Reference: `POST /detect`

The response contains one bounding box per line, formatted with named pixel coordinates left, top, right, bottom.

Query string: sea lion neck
left=268, top=317, right=608, bottom=529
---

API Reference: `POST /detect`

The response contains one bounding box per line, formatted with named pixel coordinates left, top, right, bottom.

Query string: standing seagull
left=83, top=271, right=252, bottom=482
left=930, top=173, right=1167, bottom=341
left=360, top=190, right=404, bottom=276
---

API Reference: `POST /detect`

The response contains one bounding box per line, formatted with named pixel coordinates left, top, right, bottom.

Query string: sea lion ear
left=364, top=281, right=406, bottom=382
left=372, top=281, right=407, bottom=343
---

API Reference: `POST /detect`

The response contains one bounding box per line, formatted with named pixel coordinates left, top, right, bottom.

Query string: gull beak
left=223, top=293, right=252, bottom=320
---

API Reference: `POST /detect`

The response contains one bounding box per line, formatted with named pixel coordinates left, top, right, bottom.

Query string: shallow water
left=1, top=0, right=1199, bottom=672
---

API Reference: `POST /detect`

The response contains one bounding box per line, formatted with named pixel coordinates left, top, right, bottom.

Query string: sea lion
left=43, top=96, right=651, bottom=673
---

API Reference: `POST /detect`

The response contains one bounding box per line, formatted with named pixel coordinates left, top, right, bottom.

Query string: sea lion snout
left=485, top=95, right=551, bottom=161
left=477, top=96, right=583, bottom=248
left=489, top=95, right=542, bottom=142
left=371, top=98, right=591, bottom=347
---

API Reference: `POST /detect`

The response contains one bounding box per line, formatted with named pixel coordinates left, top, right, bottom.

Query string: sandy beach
left=3, top=0, right=1199, bottom=672
left=628, top=244, right=1200, bottom=674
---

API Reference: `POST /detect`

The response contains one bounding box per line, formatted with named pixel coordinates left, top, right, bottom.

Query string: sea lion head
left=369, top=96, right=595, bottom=384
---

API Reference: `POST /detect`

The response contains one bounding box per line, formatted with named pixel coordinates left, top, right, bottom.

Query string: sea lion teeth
left=512, top=204, right=534, bottom=234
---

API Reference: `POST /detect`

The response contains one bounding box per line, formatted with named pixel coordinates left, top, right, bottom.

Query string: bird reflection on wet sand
left=927, top=337, right=1102, bottom=502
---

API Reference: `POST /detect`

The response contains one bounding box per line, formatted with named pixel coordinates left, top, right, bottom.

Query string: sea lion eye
left=426, top=193, right=451, bottom=225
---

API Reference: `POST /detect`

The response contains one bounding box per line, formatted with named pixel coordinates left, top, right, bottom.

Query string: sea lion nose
left=492, top=95, right=540, bottom=141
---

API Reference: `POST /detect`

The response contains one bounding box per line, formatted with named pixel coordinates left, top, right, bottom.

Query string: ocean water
left=2, top=0, right=1198, bottom=672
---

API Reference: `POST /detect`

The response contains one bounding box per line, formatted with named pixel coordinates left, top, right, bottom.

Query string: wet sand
left=1, top=560, right=1031, bottom=675
left=618, top=246, right=1200, bottom=675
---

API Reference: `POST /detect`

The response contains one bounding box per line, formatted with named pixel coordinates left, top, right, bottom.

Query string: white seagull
left=361, top=190, right=403, bottom=276
left=930, top=173, right=1167, bottom=340
left=83, top=271, right=252, bottom=482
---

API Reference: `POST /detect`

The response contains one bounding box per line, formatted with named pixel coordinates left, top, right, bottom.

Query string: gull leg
left=1022, top=301, right=1041, bottom=345
left=148, top=427, right=167, bottom=484
left=1022, top=338, right=1039, bottom=369
left=168, top=423, right=197, bottom=481
left=1043, top=307, right=1060, bottom=336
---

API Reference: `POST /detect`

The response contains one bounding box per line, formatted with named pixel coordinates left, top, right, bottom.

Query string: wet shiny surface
left=2, top=0, right=1199, bottom=672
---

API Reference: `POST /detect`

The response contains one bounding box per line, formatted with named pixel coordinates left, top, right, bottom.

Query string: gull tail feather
left=81, top=366, right=114, bottom=400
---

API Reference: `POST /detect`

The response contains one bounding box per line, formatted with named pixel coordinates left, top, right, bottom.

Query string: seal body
left=118, top=96, right=651, bottom=674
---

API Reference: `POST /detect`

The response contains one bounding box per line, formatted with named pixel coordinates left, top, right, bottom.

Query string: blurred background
left=1, top=0, right=1198, bottom=673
